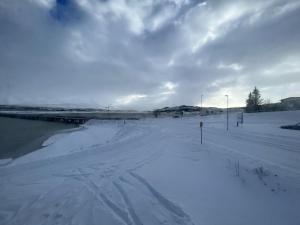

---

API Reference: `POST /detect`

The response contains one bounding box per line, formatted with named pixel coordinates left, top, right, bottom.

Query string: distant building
left=280, top=97, right=300, bottom=110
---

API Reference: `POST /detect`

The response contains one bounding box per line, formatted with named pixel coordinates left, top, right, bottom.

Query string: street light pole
left=225, top=95, right=229, bottom=131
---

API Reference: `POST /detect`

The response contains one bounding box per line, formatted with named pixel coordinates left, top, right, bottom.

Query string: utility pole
left=225, top=95, right=229, bottom=131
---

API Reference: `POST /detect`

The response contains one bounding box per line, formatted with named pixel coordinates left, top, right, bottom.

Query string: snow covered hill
left=0, top=111, right=300, bottom=225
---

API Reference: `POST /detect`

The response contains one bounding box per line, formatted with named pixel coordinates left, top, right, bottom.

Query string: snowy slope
left=0, top=111, right=300, bottom=225
left=11, top=120, right=121, bottom=165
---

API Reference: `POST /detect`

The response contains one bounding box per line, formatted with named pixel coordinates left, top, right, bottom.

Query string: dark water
left=0, top=117, right=77, bottom=159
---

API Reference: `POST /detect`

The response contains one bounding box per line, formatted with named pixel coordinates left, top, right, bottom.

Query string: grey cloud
left=0, top=0, right=299, bottom=109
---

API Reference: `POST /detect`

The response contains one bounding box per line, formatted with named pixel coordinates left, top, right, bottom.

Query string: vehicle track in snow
left=1, top=121, right=195, bottom=225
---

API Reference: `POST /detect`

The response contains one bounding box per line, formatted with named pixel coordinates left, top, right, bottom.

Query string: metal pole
left=201, top=126, right=203, bottom=144
left=200, top=94, right=203, bottom=116
left=200, top=121, right=203, bottom=144
left=201, top=94, right=203, bottom=109
left=225, top=95, right=229, bottom=131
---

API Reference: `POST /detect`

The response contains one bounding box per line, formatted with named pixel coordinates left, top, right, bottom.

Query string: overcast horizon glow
left=1, top=0, right=300, bottom=110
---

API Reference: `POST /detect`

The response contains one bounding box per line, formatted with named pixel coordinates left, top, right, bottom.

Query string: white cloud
left=263, top=56, right=300, bottom=75
left=159, top=81, right=178, bottom=96
left=1, top=0, right=300, bottom=109
left=218, top=62, right=244, bottom=71
left=115, top=94, right=147, bottom=106
left=30, top=0, right=54, bottom=9
left=202, top=86, right=249, bottom=108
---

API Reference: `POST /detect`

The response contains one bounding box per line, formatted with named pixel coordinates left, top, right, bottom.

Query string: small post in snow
left=200, top=121, right=203, bottom=144
left=237, top=112, right=243, bottom=127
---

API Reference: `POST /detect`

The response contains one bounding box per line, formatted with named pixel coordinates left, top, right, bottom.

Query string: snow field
left=0, top=111, right=300, bottom=225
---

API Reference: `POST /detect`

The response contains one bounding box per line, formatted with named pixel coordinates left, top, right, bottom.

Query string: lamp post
left=225, top=95, right=229, bottom=131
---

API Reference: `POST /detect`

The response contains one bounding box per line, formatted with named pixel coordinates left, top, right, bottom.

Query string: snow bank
left=12, top=120, right=121, bottom=165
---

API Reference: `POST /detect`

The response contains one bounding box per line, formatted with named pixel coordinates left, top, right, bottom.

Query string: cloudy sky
left=0, top=0, right=300, bottom=110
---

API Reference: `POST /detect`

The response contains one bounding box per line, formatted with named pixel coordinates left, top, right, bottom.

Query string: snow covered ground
left=0, top=111, right=300, bottom=225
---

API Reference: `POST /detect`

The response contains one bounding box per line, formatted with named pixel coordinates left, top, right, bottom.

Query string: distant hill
left=154, top=105, right=201, bottom=113
left=153, top=105, right=224, bottom=116
left=0, top=104, right=105, bottom=112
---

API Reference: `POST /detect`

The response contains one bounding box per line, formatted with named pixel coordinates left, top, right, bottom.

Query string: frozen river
left=0, top=117, right=76, bottom=159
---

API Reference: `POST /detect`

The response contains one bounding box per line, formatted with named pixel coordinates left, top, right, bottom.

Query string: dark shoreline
left=0, top=117, right=78, bottom=159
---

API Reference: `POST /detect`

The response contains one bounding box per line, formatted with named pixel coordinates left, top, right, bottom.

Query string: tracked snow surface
left=0, top=111, right=300, bottom=225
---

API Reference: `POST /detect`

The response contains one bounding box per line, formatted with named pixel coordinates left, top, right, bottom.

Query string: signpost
left=200, top=121, right=203, bottom=144
left=237, top=112, right=244, bottom=127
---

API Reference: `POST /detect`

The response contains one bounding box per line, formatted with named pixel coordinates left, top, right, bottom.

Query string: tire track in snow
left=75, top=168, right=133, bottom=225
left=99, top=193, right=133, bottom=225
left=113, top=182, right=144, bottom=225
left=6, top=180, right=85, bottom=225
left=5, top=178, right=68, bottom=225
left=116, top=174, right=195, bottom=225
left=4, top=122, right=192, bottom=225
left=129, top=172, right=192, bottom=220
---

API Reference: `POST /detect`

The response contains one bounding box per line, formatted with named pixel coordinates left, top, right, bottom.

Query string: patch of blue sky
left=50, top=0, right=84, bottom=24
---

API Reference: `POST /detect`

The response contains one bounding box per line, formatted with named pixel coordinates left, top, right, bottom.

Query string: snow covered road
left=0, top=111, right=300, bottom=225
